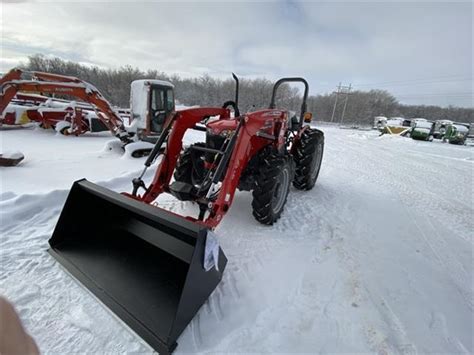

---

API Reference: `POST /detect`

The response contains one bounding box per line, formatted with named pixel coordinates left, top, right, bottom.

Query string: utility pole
left=340, top=83, right=352, bottom=124
left=330, top=82, right=341, bottom=122
left=330, top=83, right=352, bottom=124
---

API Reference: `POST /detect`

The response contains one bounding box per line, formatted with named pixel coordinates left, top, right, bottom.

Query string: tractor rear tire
left=174, top=142, right=206, bottom=185
left=252, top=151, right=292, bottom=225
left=293, top=128, right=324, bottom=190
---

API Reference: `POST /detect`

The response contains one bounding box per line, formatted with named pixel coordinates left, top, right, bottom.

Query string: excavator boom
left=0, top=69, right=130, bottom=141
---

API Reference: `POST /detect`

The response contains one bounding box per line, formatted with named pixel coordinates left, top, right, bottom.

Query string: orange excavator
left=0, top=69, right=132, bottom=142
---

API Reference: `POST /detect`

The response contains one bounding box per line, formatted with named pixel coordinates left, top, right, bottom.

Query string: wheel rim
left=272, top=168, right=289, bottom=213
left=310, top=145, right=323, bottom=180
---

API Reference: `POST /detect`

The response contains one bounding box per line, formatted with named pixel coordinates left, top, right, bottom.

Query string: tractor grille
left=205, top=133, right=226, bottom=163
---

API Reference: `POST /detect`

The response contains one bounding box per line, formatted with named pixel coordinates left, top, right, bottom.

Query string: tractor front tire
left=293, top=128, right=324, bottom=190
left=174, top=142, right=206, bottom=184
left=252, top=152, right=292, bottom=225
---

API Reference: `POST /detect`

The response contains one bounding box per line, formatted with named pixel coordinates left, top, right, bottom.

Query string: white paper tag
left=204, top=230, right=220, bottom=272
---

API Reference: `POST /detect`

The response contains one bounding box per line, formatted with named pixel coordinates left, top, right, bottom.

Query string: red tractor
left=48, top=75, right=324, bottom=354
left=128, top=75, right=324, bottom=226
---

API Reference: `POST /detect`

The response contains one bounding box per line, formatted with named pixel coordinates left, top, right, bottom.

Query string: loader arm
left=138, top=107, right=231, bottom=203
left=203, top=110, right=286, bottom=228
left=0, top=68, right=130, bottom=141
left=203, top=119, right=252, bottom=228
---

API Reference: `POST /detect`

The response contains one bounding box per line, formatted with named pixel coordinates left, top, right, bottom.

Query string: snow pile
left=0, top=126, right=473, bottom=354
left=386, top=117, right=404, bottom=126
left=3, top=104, right=33, bottom=125
left=415, top=121, right=433, bottom=129
left=453, top=124, right=469, bottom=133
left=415, top=128, right=431, bottom=134
left=4, top=103, right=29, bottom=116
left=0, top=150, right=24, bottom=160
left=122, top=141, right=155, bottom=158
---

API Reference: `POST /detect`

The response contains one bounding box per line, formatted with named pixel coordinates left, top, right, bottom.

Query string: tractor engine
left=204, top=119, right=237, bottom=165
left=204, top=131, right=225, bottom=165
left=169, top=119, right=238, bottom=202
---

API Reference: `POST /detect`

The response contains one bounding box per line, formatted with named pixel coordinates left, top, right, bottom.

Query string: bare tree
left=18, top=54, right=473, bottom=124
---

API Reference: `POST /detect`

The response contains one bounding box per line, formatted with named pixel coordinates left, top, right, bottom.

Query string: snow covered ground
left=1, top=125, right=472, bottom=354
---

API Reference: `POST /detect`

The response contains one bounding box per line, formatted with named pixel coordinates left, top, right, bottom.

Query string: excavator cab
left=150, top=83, right=175, bottom=132
left=130, top=79, right=175, bottom=142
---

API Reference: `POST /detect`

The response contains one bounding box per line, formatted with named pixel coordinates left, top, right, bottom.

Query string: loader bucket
left=48, top=179, right=227, bottom=354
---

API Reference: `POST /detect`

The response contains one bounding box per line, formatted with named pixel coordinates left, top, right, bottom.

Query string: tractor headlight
left=219, top=129, right=234, bottom=138
left=303, top=112, right=313, bottom=123
left=206, top=128, right=234, bottom=137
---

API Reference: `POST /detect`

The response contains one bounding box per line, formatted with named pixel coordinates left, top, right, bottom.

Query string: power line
left=353, top=75, right=473, bottom=87
left=394, top=92, right=473, bottom=97
left=311, top=77, right=473, bottom=95
left=397, top=96, right=471, bottom=100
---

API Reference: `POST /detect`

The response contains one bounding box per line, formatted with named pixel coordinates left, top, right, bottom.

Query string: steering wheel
left=222, top=100, right=240, bottom=117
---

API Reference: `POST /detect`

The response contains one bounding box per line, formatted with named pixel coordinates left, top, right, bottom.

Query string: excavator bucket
left=48, top=179, right=227, bottom=354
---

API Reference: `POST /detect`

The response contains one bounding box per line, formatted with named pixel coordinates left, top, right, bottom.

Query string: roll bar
left=269, top=77, right=309, bottom=129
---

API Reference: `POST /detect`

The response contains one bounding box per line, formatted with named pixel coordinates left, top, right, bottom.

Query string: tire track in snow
left=410, top=211, right=473, bottom=311
left=325, top=192, right=420, bottom=355
left=429, top=311, right=470, bottom=354
left=326, top=130, right=472, bottom=353
left=337, top=132, right=472, bottom=243
left=356, top=141, right=474, bottom=313
left=371, top=294, right=418, bottom=355
left=179, top=184, right=343, bottom=352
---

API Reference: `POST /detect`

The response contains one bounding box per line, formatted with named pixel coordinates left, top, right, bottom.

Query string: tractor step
left=169, top=181, right=198, bottom=201
left=48, top=180, right=227, bottom=354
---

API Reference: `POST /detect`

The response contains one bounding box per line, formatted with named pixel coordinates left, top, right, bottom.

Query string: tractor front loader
left=48, top=75, right=324, bottom=353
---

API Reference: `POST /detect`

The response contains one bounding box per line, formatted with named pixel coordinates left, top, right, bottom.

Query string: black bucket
left=48, top=179, right=227, bottom=354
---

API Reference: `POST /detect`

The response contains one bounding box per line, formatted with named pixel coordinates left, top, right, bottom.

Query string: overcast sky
left=1, top=1, right=472, bottom=107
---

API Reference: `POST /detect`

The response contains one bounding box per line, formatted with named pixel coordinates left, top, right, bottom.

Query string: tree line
left=18, top=55, right=474, bottom=125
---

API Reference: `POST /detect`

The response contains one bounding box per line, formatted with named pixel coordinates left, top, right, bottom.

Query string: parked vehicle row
left=374, top=116, right=471, bottom=145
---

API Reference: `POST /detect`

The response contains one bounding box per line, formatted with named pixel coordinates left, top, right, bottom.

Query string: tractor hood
left=206, top=118, right=238, bottom=136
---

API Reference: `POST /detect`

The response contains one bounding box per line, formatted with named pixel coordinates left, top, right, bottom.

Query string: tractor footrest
left=169, top=181, right=197, bottom=201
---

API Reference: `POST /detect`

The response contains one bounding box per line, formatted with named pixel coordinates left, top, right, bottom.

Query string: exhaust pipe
left=49, top=179, right=227, bottom=354
left=232, top=72, right=239, bottom=111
